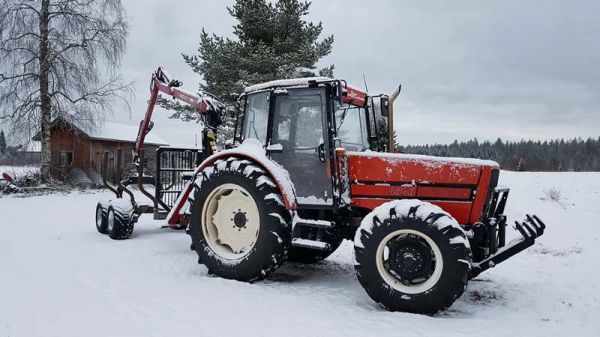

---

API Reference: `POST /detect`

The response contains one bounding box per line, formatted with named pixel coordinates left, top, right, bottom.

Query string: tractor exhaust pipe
left=387, top=85, right=401, bottom=153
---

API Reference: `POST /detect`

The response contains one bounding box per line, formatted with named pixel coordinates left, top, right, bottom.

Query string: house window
left=59, top=151, right=74, bottom=167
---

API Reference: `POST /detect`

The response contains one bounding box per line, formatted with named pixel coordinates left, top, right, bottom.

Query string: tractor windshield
left=335, top=102, right=369, bottom=151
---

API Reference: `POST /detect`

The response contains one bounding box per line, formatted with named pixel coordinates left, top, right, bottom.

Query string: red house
left=33, top=118, right=168, bottom=182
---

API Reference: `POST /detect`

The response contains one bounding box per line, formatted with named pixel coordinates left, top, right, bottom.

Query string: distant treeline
left=400, top=137, right=600, bottom=171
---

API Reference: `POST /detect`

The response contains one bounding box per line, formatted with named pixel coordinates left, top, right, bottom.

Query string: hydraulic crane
left=133, top=67, right=225, bottom=163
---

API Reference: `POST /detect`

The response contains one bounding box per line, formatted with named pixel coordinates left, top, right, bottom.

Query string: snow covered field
left=1, top=171, right=599, bottom=337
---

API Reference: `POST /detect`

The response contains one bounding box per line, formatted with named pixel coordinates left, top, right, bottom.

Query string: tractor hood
left=346, top=151, right=498, bottom=185
left=345, top=151, right=499, bottom=224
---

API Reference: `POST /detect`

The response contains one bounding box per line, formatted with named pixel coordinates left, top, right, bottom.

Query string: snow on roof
left=244, top=77, right=332, bottom=93
left=90, top=122, right=168, bottom=145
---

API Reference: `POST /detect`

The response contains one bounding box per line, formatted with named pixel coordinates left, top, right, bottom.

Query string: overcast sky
left=113, top=0, right=599, bottom=146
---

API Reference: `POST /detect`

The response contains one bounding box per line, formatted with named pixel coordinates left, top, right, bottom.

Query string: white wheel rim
left=107, top=209, right=114, bottom=232
left=96, top=206, right=103, bottom=228
left=201, top=183, right=260, bottom=259
left=375, top=229, right=444, bottom=294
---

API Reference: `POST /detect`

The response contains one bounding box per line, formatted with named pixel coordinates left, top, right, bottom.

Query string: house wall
left=50, top=126, right=160, bottom=180
left=50, top=126, right=91, bottom=169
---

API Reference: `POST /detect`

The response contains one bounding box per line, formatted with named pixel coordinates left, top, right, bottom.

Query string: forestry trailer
left=95, top=67, right=545, bottom=314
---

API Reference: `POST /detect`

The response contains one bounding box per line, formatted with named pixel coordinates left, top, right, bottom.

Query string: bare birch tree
left=0, top=0, right=130, bottom=179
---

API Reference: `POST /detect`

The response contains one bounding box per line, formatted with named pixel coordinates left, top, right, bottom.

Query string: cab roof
left=244, top=77, right=368, bottom=107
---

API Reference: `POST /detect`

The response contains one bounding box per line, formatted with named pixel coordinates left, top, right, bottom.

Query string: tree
left=0, top=0, right=130, bottom=180
left=0, top=129, right=6, bottom=154
left=161, top=0, right=334, bottom=144
left=375, top=118, right=399, bottom=152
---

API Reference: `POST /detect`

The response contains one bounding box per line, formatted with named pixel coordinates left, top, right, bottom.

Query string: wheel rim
left=96, top=206, right=103, bottom=228
left=107, top=209, right=114, bottom=232
left=375, top=229, right=443, bottom=294
left=201, top=183, right=260, bottom=259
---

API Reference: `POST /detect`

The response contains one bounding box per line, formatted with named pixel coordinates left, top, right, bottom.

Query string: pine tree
left=376, top=119, right=399, bottom=152
left=0, top=130, right=6, bottom=154
left=160, top=0, right=334, bottom=144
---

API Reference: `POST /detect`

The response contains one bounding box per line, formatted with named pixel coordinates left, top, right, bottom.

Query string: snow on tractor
left=95, top=67, right=545, bottom=314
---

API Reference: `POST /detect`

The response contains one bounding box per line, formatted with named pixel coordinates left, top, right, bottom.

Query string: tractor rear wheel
left=354, top=200, right=471, bottom=314
left=106, top=201, right=136, bottom=240
left=95, top=202, right=108, bottom=234
left=188, top=158, right=291, bottom=282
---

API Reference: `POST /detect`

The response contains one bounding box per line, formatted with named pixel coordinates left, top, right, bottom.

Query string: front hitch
left=469, top=215, right=546, bottom=279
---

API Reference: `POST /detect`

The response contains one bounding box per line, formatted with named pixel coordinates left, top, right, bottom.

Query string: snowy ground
left=1, top=171, right=599, bottom=337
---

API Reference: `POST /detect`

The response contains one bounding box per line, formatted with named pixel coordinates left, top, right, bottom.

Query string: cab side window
left=242, top=92, right=270, bottom=144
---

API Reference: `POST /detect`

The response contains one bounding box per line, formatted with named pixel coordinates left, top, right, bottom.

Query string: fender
left=167, top=140, right=297, bottom=226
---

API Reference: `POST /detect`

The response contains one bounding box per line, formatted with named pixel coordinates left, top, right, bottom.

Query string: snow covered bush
left=543, top=188, right=562, bottom=202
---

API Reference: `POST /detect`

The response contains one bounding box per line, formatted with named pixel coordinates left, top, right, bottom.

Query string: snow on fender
left=195, top=139, right=297, bottom=209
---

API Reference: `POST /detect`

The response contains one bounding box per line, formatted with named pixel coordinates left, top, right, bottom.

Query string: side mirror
left=380, top=96, right=389, bottom=117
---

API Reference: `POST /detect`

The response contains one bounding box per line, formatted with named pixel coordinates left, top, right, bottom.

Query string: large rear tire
left=189, top=158, right=291, bottom=282
left=354, top=200, right=471, bottom=314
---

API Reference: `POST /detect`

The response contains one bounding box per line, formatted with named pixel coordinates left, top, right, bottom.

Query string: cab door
left=268, top=88, right=333, bottom=206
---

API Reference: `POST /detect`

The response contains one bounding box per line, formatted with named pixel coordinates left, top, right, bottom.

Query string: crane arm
left=133, top=67, right=224, bottom=162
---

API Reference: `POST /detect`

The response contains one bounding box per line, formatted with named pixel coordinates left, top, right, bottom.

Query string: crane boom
left=133, top=67, right=224, bottom=162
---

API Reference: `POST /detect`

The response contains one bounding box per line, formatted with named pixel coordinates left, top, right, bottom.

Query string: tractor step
left=293, top=217, right=334, bottom=229
left=470, top=214, right=546, bottom=279
left=292, top=238, right=331, bottom=251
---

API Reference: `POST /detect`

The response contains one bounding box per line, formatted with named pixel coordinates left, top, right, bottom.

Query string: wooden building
left=33, top=118, right=168, bottom=182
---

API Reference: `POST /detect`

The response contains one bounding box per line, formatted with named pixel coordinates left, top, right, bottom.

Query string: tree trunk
left=39, top=0, right=52, bottom=181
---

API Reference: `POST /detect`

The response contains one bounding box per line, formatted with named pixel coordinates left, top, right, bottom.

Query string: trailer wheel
left=95, top=202, right=108, bottom=234
left=288, top=234, right=343, bottom=263
left=189, top=158, right=291, bottom=282
left=107, top=201, right=136, bottom=240
left=354, top=200, right=471, bottom=314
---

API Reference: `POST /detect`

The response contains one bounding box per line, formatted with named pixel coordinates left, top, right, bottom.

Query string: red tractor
left=95, top=68, right=545, bottom=314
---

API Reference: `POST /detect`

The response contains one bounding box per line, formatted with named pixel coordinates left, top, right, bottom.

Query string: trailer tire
left=354, top=200, right=471, bottom=314
left=95, top=202, right=108, bottom=234
left=188, top=158, right=291, bottom=282
left=107, top=201, right=136, bottom=240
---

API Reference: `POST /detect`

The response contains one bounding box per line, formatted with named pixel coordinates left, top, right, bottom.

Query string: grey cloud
left=111, top=0, right=599, bottom=146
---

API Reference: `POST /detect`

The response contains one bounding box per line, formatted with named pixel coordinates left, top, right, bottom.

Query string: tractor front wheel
left=354, top=200, right=472, bottom=314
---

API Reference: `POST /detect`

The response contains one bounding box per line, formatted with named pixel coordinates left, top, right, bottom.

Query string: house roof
left=90, top=122, right=168, bottom=145
left=33, top=118, right=168, bottom=146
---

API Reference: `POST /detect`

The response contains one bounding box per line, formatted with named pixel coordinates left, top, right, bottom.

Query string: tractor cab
left=234, top=78, right=380, bottom=207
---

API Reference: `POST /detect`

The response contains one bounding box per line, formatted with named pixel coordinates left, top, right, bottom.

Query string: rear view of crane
left=95, top=67, right=224, bottom=239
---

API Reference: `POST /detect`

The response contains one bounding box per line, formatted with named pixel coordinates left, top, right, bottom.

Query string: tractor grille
left=155, top=147, right=201, bottom=209
left=483, top=169, right=500, bottom=218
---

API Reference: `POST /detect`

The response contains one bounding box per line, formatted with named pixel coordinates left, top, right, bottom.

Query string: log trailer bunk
left=95, top=67, right=545, bottom=314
